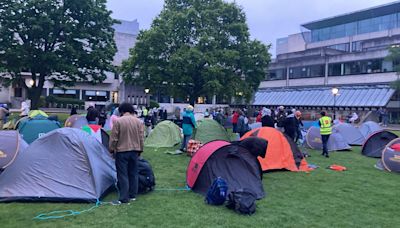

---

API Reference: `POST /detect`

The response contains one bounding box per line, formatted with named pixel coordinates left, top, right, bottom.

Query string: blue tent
left=17, top=116, right=61, bottom=144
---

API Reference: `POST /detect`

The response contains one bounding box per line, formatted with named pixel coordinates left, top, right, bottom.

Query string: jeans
left=115, top=151, right=139, bottom=203
left=232, top=123, right=237, bottom=133
left=321, top=134, right=330, bottom=155
left=181, top=134, right=192, bottom=151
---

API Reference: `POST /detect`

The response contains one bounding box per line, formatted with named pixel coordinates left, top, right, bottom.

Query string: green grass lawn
left=1, top=143, right=399, bottom=228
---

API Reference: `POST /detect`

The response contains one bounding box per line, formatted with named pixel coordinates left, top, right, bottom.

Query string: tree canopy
left=122, top=0, right=270, bottom=104
left=0, top=0, right=117, bottom=109
left=386, top=46, right=400, bottom=92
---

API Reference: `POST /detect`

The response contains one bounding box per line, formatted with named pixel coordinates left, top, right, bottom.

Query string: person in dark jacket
left=70, top=106, right=77, bottom=116
left=98, top=108, right=107, bottom=127
left=163, top=109, right=167, bottom=120
left=236, top=110, right=249, bottom=137
left=276, top=106, right=286, bottom=129
left=261, top=107, right=274, bottom=128
left=86, top=103, right=99, bottom=124
left=283, top=110, right=297, bottom=140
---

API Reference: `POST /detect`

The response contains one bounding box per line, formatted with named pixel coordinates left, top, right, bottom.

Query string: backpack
left=138, top=158, right=156, bottom=194
left=205, top=177, right=228, bottom=205
left=226, top=189, right=256, bottom=215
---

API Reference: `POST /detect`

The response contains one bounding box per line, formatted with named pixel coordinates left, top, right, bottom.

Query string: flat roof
left=254, top=85, right=394, bottom=107
left=302, top=1, right=400, bottom=30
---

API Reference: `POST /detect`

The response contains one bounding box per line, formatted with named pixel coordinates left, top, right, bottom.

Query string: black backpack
left=205, top=177, right=228, bottom=205
left=138, top=158, right=155, bottom=194
left=226, top=189, right=256, bottom=215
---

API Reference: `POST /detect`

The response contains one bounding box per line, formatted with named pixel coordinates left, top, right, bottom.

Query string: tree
left=386, top=46, right=400, bottom=93
left=0, top=0, right=117, bottom=109
left=122, top=0, right=270, bottom=104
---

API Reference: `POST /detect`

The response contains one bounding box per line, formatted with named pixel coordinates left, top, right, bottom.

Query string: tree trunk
left=28, top=73, right=46, bottom=110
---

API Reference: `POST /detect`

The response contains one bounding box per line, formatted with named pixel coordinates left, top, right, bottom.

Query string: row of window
left=266, top=58, right=394, bottom=80
left=311, top=13, right=400, bottom=42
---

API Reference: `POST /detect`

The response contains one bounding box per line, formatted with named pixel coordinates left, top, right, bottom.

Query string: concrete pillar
left=324, top=60, right=329, bottom=85
left=212, top=95, right=216, bottom=106
left=170, top=96, right=174, bottom=104
left=46, top=88, right=50, bottom=96
left=79, top=90, right=83, bottom=100
left=286, top=66, right=290, bottom=87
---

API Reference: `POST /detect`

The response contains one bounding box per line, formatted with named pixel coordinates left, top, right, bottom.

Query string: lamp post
left=144, top=88, right=150, bottom=106
left=331, top=87, right=339, bottom=120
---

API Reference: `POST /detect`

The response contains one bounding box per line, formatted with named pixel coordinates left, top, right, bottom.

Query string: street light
left=144, top=88, right=150, bottom=106
left=331, top=87, right=339, bottom=120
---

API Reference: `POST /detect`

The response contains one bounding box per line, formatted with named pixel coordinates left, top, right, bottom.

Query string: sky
left=106, top=0, right=396, bottom=56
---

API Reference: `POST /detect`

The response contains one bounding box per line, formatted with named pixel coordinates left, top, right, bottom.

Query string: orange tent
left=241, top=127, right=309, bottom=172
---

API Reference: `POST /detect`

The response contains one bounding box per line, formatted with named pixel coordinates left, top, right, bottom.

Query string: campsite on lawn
left=1, top=139, right=399, bottom=227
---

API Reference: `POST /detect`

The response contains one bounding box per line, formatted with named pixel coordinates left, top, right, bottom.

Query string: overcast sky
left=107, top=0, right=396, bottom=55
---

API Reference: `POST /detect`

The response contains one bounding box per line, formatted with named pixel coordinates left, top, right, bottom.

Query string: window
left=14, top=88, right=22, bottom=98
left=114, top=72, right=119, bottom=80
left=310, top=13, right=398, bottom=42
left=289, top=65, right=324, bottom=79
left=83, top=90, right=109, bottom=101
left=327, top=43, right=350, bottom=52
left=267, top=69, right=286, bottom=80
left=329, top=58, right=394, bottom=76
left=352, top=41, right=362, bottom=52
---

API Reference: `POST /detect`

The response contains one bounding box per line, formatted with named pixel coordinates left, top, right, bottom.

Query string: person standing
left=179, top=105, right=196, bottom=153
left=20, top=99, right=30, bottom=117
left=236, top=110, right=249, bottom=137
left=294, top=111, right=304, bottom=143
left=318, top=111, right=332, bottom=158
left=261, top=108, right=274, bottom=128
left=0, top=104, right=9, bottom=130
left=110, top=103, right=144, bottom=205
left=283, top=110, right=297, bottom=140
left=382, top=108, right=389, bottom=127
left=70, top=106, right=77, bottom=116
left=232, top=110, right=239, bottom=133
left=86, top=103, right=99, bottom=124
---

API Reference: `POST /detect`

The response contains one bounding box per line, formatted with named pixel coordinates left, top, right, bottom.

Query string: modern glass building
left=258, top=1, right=400, bottom=122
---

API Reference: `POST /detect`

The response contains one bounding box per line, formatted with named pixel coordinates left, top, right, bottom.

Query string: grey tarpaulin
left=0, top=128, right=116, bottom=202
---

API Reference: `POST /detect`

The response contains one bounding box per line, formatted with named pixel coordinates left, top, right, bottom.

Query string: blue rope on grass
left=34, top=199, right=102, bottom=220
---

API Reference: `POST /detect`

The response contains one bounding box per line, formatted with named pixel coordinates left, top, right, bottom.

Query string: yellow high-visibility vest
left=319, top=116, right=332, bottom=135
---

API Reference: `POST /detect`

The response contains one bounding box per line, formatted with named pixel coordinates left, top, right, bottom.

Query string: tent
left=241, top=127, right=309, bottom=172
left=306, top=126, right=351, bottom=152
left=0, top=131, right=28, bottom=170
left=0, top=128, right=116, bottom=202
left=64, top=114, right=89, bottom=128
left=82, top=124, right=110, bottom=149
left=194, top=113, right=205, bottom=121
left=249, top=122, right=262, bottom=130
left=359, top=121, right=382, bottom=138
left=361, top=130, right=398, bottom=158
left=2, top=119, right=16, bottom=130
left=145, top=121, right=182, bottom=148
left=194, top=119, right=231, bottom=144
left=17, top=116, right=61, bottom=144
left=28, top=110, right=48, bottom=118
left=187, top=138, right=267, bottom=199
left=376, top=138, right=400, bottom=173
left=333, top=123, right=365, bottom=145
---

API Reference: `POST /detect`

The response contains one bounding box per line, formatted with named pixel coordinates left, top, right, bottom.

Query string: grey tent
left=0, top=131, right=28, bottom=170
left=249, top=122, right=262, bottom=130
left=306, top=126, right=351, bottom=152
left=333, top=123, right=365, bottom=145
left=0, top=128, right=116, bottom=202
left=359, top=121, right=382, bottom=138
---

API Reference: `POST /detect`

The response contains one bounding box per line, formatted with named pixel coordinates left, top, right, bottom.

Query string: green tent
left=17, top=116, right=61, bottom=144
left=194, top=119, right=231, bottom=144
left=145, top=121, right=182, bottom=148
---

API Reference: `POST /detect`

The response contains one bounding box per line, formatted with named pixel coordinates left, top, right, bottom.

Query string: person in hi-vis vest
left=318, top=111, right=332, bottom=158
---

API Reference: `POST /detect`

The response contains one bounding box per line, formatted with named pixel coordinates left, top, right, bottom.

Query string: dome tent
left=376, top=138, right=400, bottom=173
left=306, top=126, right=351, bottom=152
left=333, top=123, right=365, bottom=145
left=145, top=121, right=182, bottom=148
left=241, top=127, right=309, bottom=172
left=359, top=121, right=381, bottom=138
left=0, top=128, right=116, bottom=202
left=187, top=138, right=267, bottom=200
left=64, top=114, right=89, bottom=128
left=361, top=130, right=398, bottom=158
left=17, top=115, right=61, bottom=144
left=194, top=119, right=231, bottom=144
left=0, top=131, right=28, bottom=170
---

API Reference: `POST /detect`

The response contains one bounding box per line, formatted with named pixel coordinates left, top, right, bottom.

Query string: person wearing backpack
left=236, top=110, right=250, bottom=137
left=109, top=103, right=144, bottom=205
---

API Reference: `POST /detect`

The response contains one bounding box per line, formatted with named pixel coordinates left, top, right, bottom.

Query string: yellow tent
left=28, top=110, right=48, bottom=118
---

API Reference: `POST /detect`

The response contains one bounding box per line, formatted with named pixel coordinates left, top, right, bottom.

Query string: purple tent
left=0, top=131, right=28, bottom=170
left=306, top=126, right=351, bottom=152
